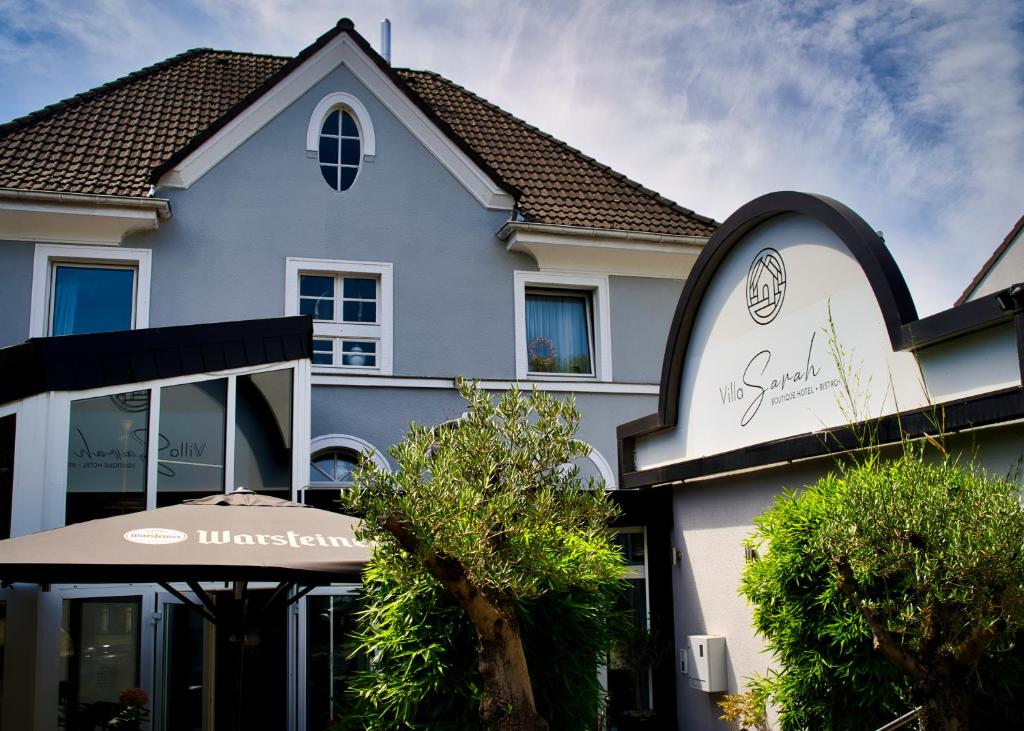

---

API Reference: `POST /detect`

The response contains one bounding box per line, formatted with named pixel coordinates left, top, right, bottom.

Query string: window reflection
left=66, top=391, right=149, bottom=525
left=157, top=380, right=226, bottom=506
left=0, top=415, right=14, bottom=539
left=234, top=370, right=292, bottom=498
left=59, top=598, right=141, bottom=731
left=306, top=595, right=364, bottom=730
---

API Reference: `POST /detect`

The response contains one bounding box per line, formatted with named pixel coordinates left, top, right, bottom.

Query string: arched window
left=310, top=447, right=360, bottom=486
left=307, top=93, right=376, bottom=193
left=305, top=434, right=388, bottom=512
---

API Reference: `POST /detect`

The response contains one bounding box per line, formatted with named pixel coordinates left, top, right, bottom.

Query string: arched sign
left=633, top=192, right=928, bottom=470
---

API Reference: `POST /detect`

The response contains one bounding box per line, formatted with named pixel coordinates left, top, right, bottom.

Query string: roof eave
left=0, top=187, right=171, bottom=245
left=497, top=220, right=709, bottom=248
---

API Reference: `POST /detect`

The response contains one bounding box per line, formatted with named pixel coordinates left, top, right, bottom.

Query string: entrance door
left=157, top=596, right=210, bottom=731
left=156, top=588, right=288, bottom=731
left=297, top=587, right=363, bottom=731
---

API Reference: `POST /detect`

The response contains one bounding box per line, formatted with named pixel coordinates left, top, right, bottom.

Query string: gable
left=155, top=26, right=515, bottom=210
left=958, top=214, right=1024, bottom=303
left=632, top=192, right=928, bottom=470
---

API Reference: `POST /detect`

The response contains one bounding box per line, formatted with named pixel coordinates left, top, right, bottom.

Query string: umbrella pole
left=234, top=580, right=247, bottom=731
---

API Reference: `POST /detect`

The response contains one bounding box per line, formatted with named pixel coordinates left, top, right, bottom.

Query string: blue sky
left=2, top=0, right=1022, bottom=315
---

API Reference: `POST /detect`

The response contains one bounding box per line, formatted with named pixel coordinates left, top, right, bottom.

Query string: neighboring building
left=957, top=213, right=1024, bottom=304
left=619, top=192, right=1024, bottom=730
left=0, top=18, right=716, bottom=731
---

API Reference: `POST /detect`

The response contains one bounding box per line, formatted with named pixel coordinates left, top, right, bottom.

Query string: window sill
left=312, top=364, right=388, bottom=377
left=525, top=372, right=600, bottom=382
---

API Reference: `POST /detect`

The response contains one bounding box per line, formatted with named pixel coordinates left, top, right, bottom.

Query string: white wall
left=671, top=422, right=1024, bottom=731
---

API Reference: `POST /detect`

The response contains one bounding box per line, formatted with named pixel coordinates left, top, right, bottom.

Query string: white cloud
left=1, top=0, right=1021, bottom=313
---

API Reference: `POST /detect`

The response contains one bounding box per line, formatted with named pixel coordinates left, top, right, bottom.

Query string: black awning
left=0, top=315, right=312, bottom=405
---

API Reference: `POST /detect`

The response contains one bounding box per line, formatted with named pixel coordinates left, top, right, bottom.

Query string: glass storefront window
left=66, top=391, right=149, bottom=525
left=234, top=370, right=292, bottom=498
left=59, top=598, right=141, bottom=731
left=162, top=603, right=207, bottom=731
left=0, top=415, right=14, bottom=539
left=61, top=368, right=295, bottom=521
left=306, top=594, right=364, bottom=730
left=157, top=380, right=227, bottom=506
left=0, top=600, right=5, bottom=730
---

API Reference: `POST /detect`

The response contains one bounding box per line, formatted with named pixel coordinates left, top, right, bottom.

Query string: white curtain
left=525, top=294, right=592, bottom=373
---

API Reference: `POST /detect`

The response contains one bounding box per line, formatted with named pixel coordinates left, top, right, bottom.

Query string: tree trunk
left=472, top=598, right=549, bottom=731
left=917, top=665, right=971, bottom=731
left=380, top=514, right=548, bottom=730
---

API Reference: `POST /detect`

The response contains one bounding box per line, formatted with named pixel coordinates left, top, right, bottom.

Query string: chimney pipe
left=380, top=19, right=392, bottom=65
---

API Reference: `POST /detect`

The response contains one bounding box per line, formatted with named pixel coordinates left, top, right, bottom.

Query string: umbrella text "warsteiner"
left=197, top=530, right=366, bottom=548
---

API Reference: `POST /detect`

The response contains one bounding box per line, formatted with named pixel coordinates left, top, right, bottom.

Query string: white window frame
left=306, top=92, right=375, bottom=193
left=306, top=93, right=376, bottom=158
left=513, top=271, right=612, bottom=382
left=29, top=243, right=152, bottom=338
left=286, top=258, right=393, bottom=375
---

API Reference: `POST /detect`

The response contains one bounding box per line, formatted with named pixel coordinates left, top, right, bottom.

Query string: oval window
left=318, top=109, right=361, bottom=191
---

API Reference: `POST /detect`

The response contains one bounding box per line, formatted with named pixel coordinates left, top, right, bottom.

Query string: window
left=286, top=259, right=393, bottom=374
left=156, top=380, right=226, bottom=506
left=31, top=244, right=151, bottom=338
left=526, top=289, right=594, bottom=375
left=304, top=592, right=365, bottom=730
left=513, top=271, right=612, bottom=381
left=63, top=366, right=299, bottom=525
left=608, top=528, right=652, bottom=719
left=66, top=390, right=149, bottom=524
left=310, top=448, right=359, bottom=486
left=318, top=109, right=361, bottom=191
left=306, top=93, right=376, bottom=193
left=303, top=274, right=377, bottom=369
left=234, top=370, right=293, bottom=500
left=59, top=597, right=142, bottom=731
left=51, top=264, right=136, bottom=336
left=0, top=415, right=13, bottom=539
left=304, top=435, right=388, bottom=513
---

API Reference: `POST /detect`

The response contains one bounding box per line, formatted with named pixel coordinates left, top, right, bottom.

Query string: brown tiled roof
left=0, top=49, right=288, bottom=198
left=0, top=23, right=716, bottom=237
left=397, top=70, right=716, bottom=237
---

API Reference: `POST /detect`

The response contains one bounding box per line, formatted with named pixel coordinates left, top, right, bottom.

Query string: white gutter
left=0, top=188, right=171, bottom=219
left=496, top=220, right=707, bottom=247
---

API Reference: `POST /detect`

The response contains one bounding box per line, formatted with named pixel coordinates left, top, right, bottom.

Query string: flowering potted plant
left=108, top=687, right=151, bottom=730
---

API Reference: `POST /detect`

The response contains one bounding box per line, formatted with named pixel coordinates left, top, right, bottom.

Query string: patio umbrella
left=0, top=487, right=371, bottom=731
left=0, top=487, right=370, bottom=618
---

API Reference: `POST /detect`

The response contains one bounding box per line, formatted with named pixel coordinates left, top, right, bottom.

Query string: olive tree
left=338, top=380, right=624, bottom=730
left=742, top=448, right=1024, bottom=731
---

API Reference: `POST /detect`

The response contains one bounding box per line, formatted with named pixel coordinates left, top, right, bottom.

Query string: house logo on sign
left=746, top=248, right=786, bottom=325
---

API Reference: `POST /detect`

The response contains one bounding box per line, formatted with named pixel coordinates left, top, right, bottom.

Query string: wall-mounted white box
left=687, top=635, right=726, bottom=692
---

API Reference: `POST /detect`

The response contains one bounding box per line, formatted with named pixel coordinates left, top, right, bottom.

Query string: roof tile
left=0, top=47, right=716, bottom=237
